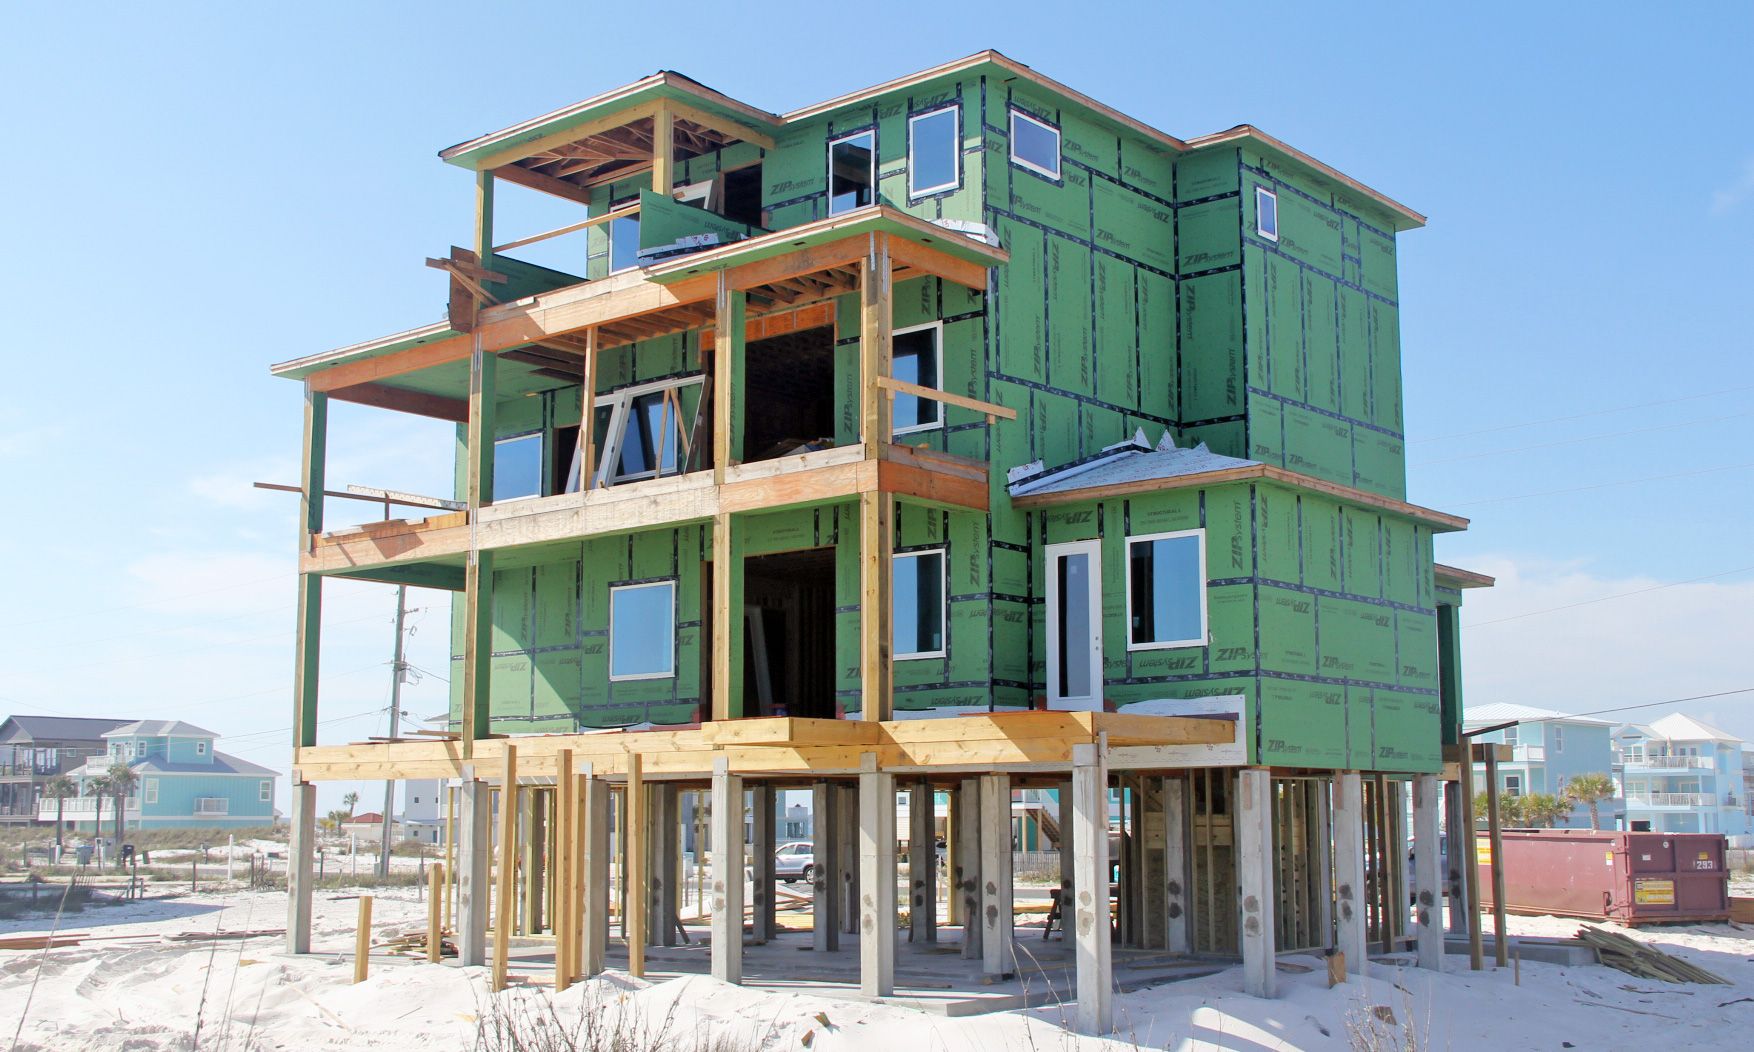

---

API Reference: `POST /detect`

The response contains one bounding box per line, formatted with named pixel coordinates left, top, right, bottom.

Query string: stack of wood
left=1577, top=925, right=1729, bottom=984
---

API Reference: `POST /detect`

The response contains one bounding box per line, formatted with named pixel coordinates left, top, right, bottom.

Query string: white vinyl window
left=1008, top=109, right=1061, bottom=179
left=907, top=106, right=960, bottom=198
left=1552, top=725, right=1565, bottom=754
left=195, top=740, right=207, bottom=756
left=1255, top=187, right=1279, bottom=242
left=891, top=320, right=944, bottom=435
left=590, top=376, right=705, bottom=488
left=1504, top=774, right=1522, bottom=797
left=259, top=780, right=272, bottom=802
left=609, top=581, right=676, bottom=680
left=893, top=549, right=947, bottom=659
left=143, top=779, right=158, bottom=805
left=1125, top=530, right=1208, bottom=650
left=828, top=129, right=876, bottom=215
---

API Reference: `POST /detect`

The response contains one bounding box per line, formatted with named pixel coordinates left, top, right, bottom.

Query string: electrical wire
left=1472, top=687, right=1754, bottom=729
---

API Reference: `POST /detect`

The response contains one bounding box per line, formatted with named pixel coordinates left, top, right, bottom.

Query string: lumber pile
left=1576, top=925, right=1729, bottom=984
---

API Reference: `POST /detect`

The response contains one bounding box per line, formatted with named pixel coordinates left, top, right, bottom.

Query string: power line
left=1472, top=688, right=1754, bottom=731
left=1412, top=383, right=1754, bottom=445
left=1467, top=564, right=1754, bottom=628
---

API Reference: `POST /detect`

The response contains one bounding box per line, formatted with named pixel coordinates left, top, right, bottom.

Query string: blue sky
left=3, top=3, right=1751, bottom=807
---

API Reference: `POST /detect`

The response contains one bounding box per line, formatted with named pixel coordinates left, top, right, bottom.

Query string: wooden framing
left=625, top=753, right=647, bottom=976
left=491, top=747, right=518, bottom=990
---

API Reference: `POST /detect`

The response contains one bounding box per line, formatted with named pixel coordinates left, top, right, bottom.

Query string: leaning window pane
left=610, top=214, right=641, bottom=271
left=611, top=583, right=674, bottom=678
left=909, top=109, right=958, bottom=195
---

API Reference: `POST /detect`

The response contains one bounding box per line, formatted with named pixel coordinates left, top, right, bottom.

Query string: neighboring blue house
left=1615, top=714, right=1751, bottom=846
left=1465, top=702, right=1620, bottom=829
left=45, top=720, right=278, bottom=831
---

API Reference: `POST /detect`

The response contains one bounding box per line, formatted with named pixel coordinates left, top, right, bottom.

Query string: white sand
left=2, top=886, right=1750, bottom=1051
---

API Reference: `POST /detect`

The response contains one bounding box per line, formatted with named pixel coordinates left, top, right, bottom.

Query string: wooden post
left=1139, top=775, right=1168, bottom=950
left=583, top=769, right=609, bottom=977
left=1412, top=775, right=1444, bottom=971
left=1458, top=751, right=1485, bottom=971
left=475, top=170, right=495, bottom=266
left=462, top=345, right=497, bottom=758
left=1484, top=746, right=1509, bottom=967
left=858, top=232, right=893, bottom=456
left=979, top=773, right=1014, bottom=976
left=427, top=862, right=444, bottom=962
left=521, top=790, right=543, bottom=936
left=711, top=514, right=740, bottom=722
left=1057, top=777, right=1075, bottom=940
left=458, top=774, right=492, bottom=966
left=1071, top=742, right=1112, bottom=1035
left=354, top=895, right=373, bottom=984
left=1164, top=776, right=1190, bottom=954
left=955, top=777, right=981, bottom=960
left=287, top=780, right=316, bottom=955
left=625, top=755, right=647, bottom=976
left=578, top=327, right=598, bottom=491
left=649, top=785, right=679, bottom=946
left=811, top=781, right=838, bottom=951
left=491, top=748, right=519, bottom=991
left=1333, top=772, right=1367, bottom=976
left=553, top=749, right=573, bottom=991
left=749, top=783, right=775, bottom=943
left=712, top=272, right=745, bottom=484
left=858, top=492, right=892, bottom=722
left=710, top=757, right=744, bottom=984
left=1310, top=779, right=1335, bottom=945
left=652, top=102, right=674, bottom=195
left=857, top=754, right=896, bottom=998
left=444, top=784, right=456, bottom=935
left=292, top=385, right=325, bottom=754
left=908, top=780, right=936, bottom=943
left=943, top=791, right=959, bottom=928
left=1237, top=768, right=1276, bottom=999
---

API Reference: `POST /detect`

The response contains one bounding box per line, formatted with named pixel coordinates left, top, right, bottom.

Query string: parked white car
left=774, top=841, right=814, bottom=882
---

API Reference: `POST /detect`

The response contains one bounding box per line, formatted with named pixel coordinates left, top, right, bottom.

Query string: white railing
left=1623, top=753, right=1711, bottom=769
left=1513, top=745, right=1546, bottom=762
left=1624, top=792, right=1713, bottom=807
left=37, top=799, right=138, bottom=820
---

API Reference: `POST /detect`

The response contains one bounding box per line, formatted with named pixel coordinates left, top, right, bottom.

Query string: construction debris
left=1576, top=925, right=1730, bottom=984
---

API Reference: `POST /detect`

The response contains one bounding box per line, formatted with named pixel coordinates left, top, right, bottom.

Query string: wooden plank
left=461, top=550, right=494, bottom=758
left=553, top=748, right=573, bottom=991
left=492, top=205, right=637, bottom=255
left=875, top=375, right=1016, bottom=421
left=663, top=97, right=777, bottom=151
left=475, top=171, right=495, bottom=266
left=699, top=717, right=882, bottom=748
left=859, top=490, right=892, bottom=721
left=712, top=274, right=744, bottom=483
left=426, top=863, right=444, bottom=962
left=625, top=753, right=646, bottom=976
left=329, top=381, right=469, bottom=423
left=710, top=513, right=734, bottom=722
left=885, top=234, right=990, bottom=291
left=582, top=770, right=608, bottom=976
left=491, top=747, right=518, bottom=991
left=578, top=328, right=598, bottom=491
left=492, top=162, right=594, bottom=206
left=354, top=896, right=373, bottom=983
left=293, top=386, right=325, bottom=751
left=652, top=102, right=674, bottom=194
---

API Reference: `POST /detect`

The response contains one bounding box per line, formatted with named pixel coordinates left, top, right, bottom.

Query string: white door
left=1045, top=539, right=1103, bottom=711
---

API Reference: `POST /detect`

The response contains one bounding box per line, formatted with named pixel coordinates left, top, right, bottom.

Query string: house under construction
left=271, top=51, right=1494, bottom=1032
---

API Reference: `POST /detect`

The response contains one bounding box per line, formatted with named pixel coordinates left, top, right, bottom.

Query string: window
left=1255, top=187, right=1278, bottom=242
left=828, top=130, right=875, bottom=215
left=1504, top=774, right=1522, bottom=797
left=1125, top=530, right=1208, bottom=649
left=891, top=321, right=943, bottom=435
left=892, top=549, right=946, bottom=659
left=1008, top=109, right=1061, bottom=179
left=143, top=779, right=158, bottom=805
left=195, top=797, right=229, bottom=815
left=592, top=376, right=705, bottom=486
left=609, top=200, right=641, bottom=273
left=1502, top=725, right=1519, bottom=749
left=609, top=581, right=676, bottom=680
left=194, top=740, right=206, bottom=756
left=493, top=432, right=544, bottom=502
left=907, top=106, right=959, bottom=198
left=1552, top=725, right=1564, bottom=754
left=259, top=780, right=272, bottom=802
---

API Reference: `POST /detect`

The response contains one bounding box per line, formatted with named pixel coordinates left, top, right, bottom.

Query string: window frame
left=607, top=580, right=678, bottom=682
left=608, top=195, right=642, bottom=274
left=1123, top=528, right=1209, bottom=652
left=1007, top=108, right=1062, bottom=180
left=892, top=547, right=948, bottom=661
left=906, top=105, right=961, bottom=200
left=1255, top=186, right=1279, bottom=243
left=493, top=430, right=546, bottom=503
left=890, top=319, right=945, bottom=436
left=143, top=779, right=158, bottom=805
left=194, top=740, right=207, bottom=756
left=592, top=375, right=706, bottom=488
left=826, top=128, right=877, bottom=216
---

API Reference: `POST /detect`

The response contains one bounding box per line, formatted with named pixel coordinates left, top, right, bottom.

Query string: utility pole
left=379, top=585, right=408, bottom=877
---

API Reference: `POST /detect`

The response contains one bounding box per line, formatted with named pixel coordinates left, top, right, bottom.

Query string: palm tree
left=341, top=791, right=359, bottom=818
left=44, top=775, right=76, bottom=847
left=1520, top=792, right=1571, bottom=828
left=85, top=775, right=111, bottom=843
left=1562, top=772, right=1617, bottom=831
left=107, top=762, right=138, bottom=846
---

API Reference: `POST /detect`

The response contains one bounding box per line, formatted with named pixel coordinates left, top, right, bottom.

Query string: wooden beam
left=493, top=162, right=593, bottom=206
left=859, top=490, right=892, bottom=721
left=475, top=171, right=495, bottom=267
left=712, top=273, right=744, bottom=483
left=885, top=234, right=991, bottom=291
left=492, top=205, right=637, bottom=255
left=474, top=101, right=659, bottom=173
left=699, top=717, right=883, bottom=748
left=625, top=754, right=647, bottom=976
left=426, top=863, right=444, bottom=962
left=710, top=513, right=735, bottom=721
left=664, top=97, right=777, bottom=151
left=875, top=375, right=1015, bottom=423
left=652, top=102, right=674, bottom=194
left=329, top=381, right=469, bottom=423
left=491, top=746, right=518, bottom=991
left=859, top=234, right=893, bottom=455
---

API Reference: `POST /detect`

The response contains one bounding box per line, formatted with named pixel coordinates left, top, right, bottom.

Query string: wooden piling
left=492, top=745, right=518, bottom=991
left=354, top=895, right=373, bottom=983
left=427, top=863, right=444, bottom=963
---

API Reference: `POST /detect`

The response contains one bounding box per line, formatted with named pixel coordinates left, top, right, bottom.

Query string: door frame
left=1045, top=538, right=1104, bottom=711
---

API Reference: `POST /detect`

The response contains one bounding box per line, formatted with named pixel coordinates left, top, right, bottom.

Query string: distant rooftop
left=1464, top=702, right=1613, bottom=728
left=1647, top=713, right=1742, bottom=744
left=103, top=720, right=219, bottom=740
left=0, top=715, right=136, bottom=743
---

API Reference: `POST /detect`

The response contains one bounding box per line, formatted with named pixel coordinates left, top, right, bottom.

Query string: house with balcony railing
left=45, top=720, right=279, bottom=832
left=1464, top=702, right=1618, bottom=828
left=1613, top=713, right=1750, bottom=844
left=0, top=715, right=133, bottom=826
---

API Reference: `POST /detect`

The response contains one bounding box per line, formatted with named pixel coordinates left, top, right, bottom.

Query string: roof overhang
left=1184, top=124, right=1425, bottom=231
left=1435, top=563, right=1496, bottom=589
left=1011, top=459, right=1469, bottom=533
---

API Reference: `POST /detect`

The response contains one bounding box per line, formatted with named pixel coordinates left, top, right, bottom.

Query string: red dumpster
left=1477, top=829, right=1730, bottom=925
